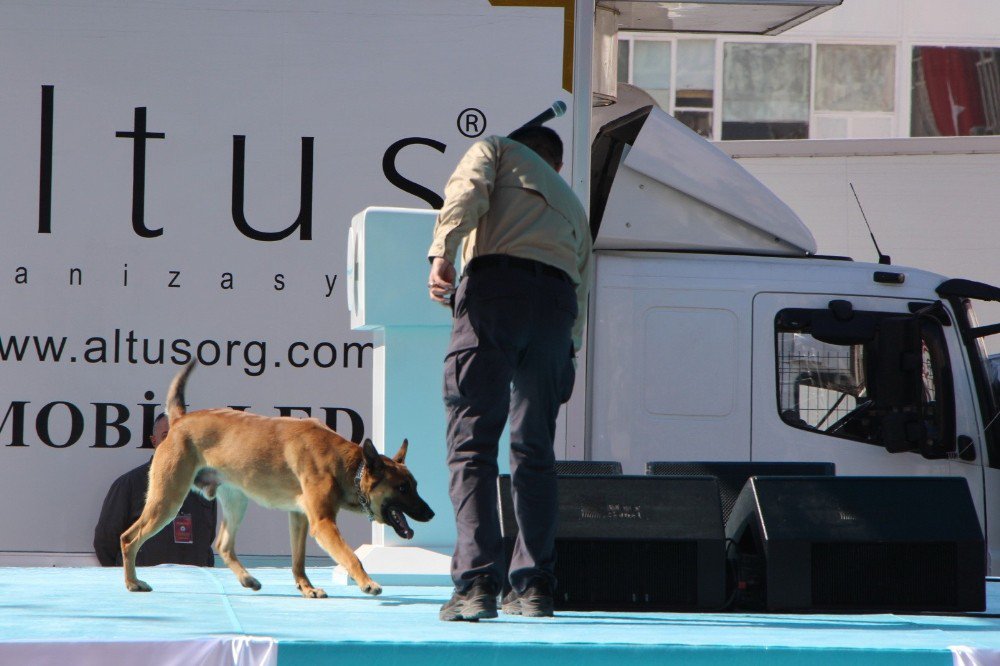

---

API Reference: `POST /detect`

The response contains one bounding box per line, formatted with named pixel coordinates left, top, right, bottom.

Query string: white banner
left=0, top=1, right=574, bottom=557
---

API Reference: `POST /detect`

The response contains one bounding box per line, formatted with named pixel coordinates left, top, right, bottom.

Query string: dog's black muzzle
left=382, top=498, right=434, bottom=540
left=406, top=500, right=434, bottom=523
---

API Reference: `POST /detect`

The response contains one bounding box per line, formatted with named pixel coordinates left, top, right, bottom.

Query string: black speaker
left=555, top=460, right=623, bottom=475
left=498, top=474, right=726, bottom=611
left=727, top=476, right=985, bottom=612
left=646, top=461, right=835, bottom=525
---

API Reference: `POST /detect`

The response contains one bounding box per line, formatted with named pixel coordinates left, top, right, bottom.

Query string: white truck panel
left=595, top=108, right=816, bottom=255
left=589, top=253, right=759, bottom=473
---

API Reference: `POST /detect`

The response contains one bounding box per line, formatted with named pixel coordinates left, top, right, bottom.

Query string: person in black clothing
left=93, top=413, right=217, bottom=567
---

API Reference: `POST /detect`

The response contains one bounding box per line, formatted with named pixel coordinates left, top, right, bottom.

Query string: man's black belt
left=466, top=254, right=572, bottom=283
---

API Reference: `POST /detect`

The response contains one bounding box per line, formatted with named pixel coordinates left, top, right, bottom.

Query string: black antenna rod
left=850, top=182, right=890, bottom=265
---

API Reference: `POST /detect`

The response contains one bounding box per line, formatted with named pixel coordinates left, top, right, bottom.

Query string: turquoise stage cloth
left=2, top=566, right=999, bottom=665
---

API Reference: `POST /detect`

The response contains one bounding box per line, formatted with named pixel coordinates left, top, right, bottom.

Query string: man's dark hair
left=508, top=126, right=563, bottom=168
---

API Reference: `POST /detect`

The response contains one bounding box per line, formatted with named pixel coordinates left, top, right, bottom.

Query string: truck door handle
left=958, top=435, right=976, bottom=462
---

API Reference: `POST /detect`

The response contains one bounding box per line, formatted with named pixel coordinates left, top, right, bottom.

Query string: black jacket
left=93, top=459, right=217, bottom=567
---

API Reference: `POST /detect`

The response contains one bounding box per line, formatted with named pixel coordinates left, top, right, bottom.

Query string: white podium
left=334, top=207, right=469, bottom=586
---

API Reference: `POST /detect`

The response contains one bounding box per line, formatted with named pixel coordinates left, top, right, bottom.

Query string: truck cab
left=587, top=106, right=1000, bottom=573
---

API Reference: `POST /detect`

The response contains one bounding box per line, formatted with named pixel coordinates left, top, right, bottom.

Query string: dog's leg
left=289, top=512, right=326, bottom=598
left=214, top=485, right=262, bottom=591
left=121, top=437, right=197, bottom=592
left=302, top=492, right=381, bottom=596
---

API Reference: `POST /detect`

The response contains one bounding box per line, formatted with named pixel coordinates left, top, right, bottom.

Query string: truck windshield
left=987, top=353, right=1000, bottom=415
left=967, top=305, right=1000, bottom=440
left=935, top=280, right=1000, bottom=465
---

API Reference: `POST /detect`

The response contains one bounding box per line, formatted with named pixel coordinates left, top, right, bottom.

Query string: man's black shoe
left=501, top=579, right=554, bottom=617
left=439, top=576, right=498, bottom=622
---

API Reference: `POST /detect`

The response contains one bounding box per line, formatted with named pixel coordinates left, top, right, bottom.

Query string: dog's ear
left=392, top=438, right=408, bottom=464
left=362, top=439, right=385, bottom=475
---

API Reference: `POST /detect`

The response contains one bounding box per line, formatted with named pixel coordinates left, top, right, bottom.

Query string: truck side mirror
left=872, top=316, right=926, bottom=454
left=871, top=314, right=957, bottom=459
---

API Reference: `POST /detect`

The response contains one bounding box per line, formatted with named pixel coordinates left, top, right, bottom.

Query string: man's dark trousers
left=443, top=255, right=577, bottom=594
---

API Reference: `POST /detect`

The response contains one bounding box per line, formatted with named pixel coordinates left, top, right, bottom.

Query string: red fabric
left=919, top=46, right=986, bottom=136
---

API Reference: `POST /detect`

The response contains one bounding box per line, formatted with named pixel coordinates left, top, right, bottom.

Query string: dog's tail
left=166, top=360, right=197, bottom=423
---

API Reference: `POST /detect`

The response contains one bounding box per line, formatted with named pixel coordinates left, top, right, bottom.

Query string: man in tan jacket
left=428, top=126, right=592, bottom=621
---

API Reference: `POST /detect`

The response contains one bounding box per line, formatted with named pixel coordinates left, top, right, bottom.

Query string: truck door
left=751, top=293, right=986, bottom=564
left=938, top=279, right=1000, bottom=575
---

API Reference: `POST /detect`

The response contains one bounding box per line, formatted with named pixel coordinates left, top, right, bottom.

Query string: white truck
left=584, top=105, right=1000, bottom=573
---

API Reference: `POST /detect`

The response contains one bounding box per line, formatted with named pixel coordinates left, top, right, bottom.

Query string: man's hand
left=428, top=257, right=456, bottom=305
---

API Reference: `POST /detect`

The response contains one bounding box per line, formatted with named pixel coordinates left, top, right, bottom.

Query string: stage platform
left=3, top=566, right=1000, bottom=666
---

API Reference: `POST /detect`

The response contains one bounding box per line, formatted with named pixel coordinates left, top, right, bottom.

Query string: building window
left=912, top=46, right=1000, bottom=136
left=722, top=42, right=811, bottom=140
left=632, top=39, right=671, bottom=110
left=816, top=44, right=895, bottom=112
left=813, top=44, right=896, bottom=139
left=617, top=39, right=630, bottom=84
left=675, top=40, right=715, bottom=138
left=618, top=34, right=1000, bottom=140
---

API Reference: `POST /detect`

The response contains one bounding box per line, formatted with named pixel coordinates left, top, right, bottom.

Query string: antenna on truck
left=850, top=182, right=891, bottom=265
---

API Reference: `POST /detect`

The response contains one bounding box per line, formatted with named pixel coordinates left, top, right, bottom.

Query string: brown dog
left=119, top=360, right=434, bottom=597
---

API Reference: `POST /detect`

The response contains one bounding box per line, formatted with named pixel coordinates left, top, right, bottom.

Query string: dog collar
left=354, top=462, right=375, bottom=522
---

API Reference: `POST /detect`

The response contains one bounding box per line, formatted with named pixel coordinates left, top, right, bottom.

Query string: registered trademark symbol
left=457, top=108, right=486, bottom=138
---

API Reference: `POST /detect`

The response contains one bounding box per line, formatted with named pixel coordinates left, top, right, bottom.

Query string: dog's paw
left=240, top=575, right=262, bottom=591
left=126, top=579, right=152, bottom=592
left=361, top=581, right=382, bottom=596
left=302, top=587, right=328, bottom=599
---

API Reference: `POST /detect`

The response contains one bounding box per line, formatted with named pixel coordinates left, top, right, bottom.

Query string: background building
left=616, top=0, right=1000, bottom=140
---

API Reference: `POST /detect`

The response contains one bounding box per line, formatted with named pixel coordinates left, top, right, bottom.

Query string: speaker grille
left=555, top=539, right=699, bottom=610
left=554, top=460, right=623, bottom=476
left=811, top=541, right=959, bottom=609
